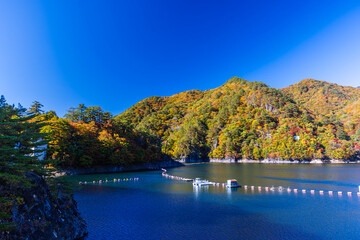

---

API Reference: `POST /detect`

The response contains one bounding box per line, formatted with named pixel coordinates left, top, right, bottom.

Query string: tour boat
left=193, top=178, right=212, bottom=187
left=225, top=179, right=241, bottom=188
left=183, top=178, right=193, bottom=182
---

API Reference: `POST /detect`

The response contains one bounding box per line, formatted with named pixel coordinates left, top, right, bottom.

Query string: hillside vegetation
left=282, top=79, right=360, bottom=117
left=116, top=77, right=360, bottom=161
left=13, top=77, right=358, bottom=170
left=282, top=79, right=360, bottom=142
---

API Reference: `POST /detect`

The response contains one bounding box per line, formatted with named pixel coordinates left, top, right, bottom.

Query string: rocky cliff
left=0, top=172, right=87, bottom=240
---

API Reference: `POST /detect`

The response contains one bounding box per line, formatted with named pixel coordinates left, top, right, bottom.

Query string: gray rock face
left=190, top=158, right=359, bottom=164
left=210, top=158, right=236, bottom=163
left=1, top=172, right=87, bottom=240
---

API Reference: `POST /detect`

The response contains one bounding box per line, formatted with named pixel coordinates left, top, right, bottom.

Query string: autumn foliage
left=116, top=77, right=360, bottom=161
left=30, top=77, right=360, bottom=167
left=37, top=105, right=164, bottom=168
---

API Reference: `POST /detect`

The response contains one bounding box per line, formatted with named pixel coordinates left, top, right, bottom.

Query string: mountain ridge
left=282, top=78, right=360, bottom=116
left=115, top=77, right=360, bottom=161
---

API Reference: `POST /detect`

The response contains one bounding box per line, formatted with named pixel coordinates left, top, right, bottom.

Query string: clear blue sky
left=1, top=0, right=360, bottom=116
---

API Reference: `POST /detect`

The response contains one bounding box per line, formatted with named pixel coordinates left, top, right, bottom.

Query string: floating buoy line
left=161, top=168, right=360, bottom=198
left=79, top=177, right=139, bottom=185
left=161, top=168, right=194, bottom=182
left=78, top=169, right=360, bottom=198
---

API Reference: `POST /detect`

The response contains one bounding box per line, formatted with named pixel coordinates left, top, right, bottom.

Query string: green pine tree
left=64, top=104, right=86, bottom=122
left=64, top=104, right=112, bottom=123
left=27, top=100, right=44, bottom=115
left=0, top=96, right=51, bottom=231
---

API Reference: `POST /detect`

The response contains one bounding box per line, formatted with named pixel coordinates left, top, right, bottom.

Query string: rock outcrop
left=1, top=172, right=87, bottom=240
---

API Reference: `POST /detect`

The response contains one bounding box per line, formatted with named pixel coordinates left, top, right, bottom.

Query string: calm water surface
left=72, top=163, right=360, bottom=240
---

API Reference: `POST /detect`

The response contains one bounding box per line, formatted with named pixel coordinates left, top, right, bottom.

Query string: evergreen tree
left=65, top=104, right=112, bottom=123
left=27, top=101, right=44, bottom=115
left=64, top=104, right=87, bottom=122
left=84, top=106, right=112, bottom=123
left=0, top=96, right=51, bottom=231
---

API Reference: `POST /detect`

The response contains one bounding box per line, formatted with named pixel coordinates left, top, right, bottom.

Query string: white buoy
left=357, top=192, right=360, bottom=196
left=302, top=189, right=306, bottom=193
left=310, top=190, right=315, bottom=194
left=347, top=192, right=352, bottom=196
left=338, top=191, right=342, bottom=195
left=293, top=189, right=298, bottom=193
left=329, top=191, right=333, bottom=195
left=258, top=186, right=261, bottom=191
left=265, top=187, right=269, bottom=191
left=319, top=190, right=324, bottom=195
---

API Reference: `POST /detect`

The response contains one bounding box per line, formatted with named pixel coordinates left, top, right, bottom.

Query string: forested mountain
left=115, top=77, right=360, bottom=161
left=15, top=77, right=359, bottom=168
left=282, top=79, right=360, bottom=141
left=282, top=79, right=360, bottom=119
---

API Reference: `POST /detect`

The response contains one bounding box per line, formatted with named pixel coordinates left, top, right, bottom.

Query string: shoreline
left=210, top=158, right=360, bottom=164
left=177, top=158, right=360, bottom=164
left=55, top=158, right=360, bottom=177
left=55, top=159, right=183, bottom=176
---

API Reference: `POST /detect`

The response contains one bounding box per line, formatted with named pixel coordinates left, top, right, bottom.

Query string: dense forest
left=33, top=104, right=165, bottom=168
left=3, top=77, right=359, bottom=171
left=116, top=77, right=360, bottom=161
left=283, top=79, right=360, bottom=140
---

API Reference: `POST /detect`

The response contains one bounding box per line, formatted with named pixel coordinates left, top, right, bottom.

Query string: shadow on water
left=76, top=185, right=324, bottom=240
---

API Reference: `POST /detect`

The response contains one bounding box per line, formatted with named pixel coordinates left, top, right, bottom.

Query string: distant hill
left=115, top=77, right=360, bottom=161
left=282, top=78, right=360, bottom=138
left=282, top=78, right=360, bottom=119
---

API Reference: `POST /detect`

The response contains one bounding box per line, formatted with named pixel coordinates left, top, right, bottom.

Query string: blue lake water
left=73, top=163, right=360, bottom=239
